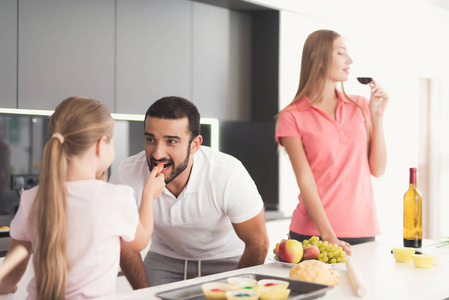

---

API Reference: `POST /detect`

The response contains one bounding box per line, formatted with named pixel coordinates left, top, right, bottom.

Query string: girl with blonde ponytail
left=276, top=30, right=389, bottom=255
left=0, top=97, right=165, bottom=299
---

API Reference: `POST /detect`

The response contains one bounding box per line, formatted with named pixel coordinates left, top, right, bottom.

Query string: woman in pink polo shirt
left=276, top=30, right=389, bottom=255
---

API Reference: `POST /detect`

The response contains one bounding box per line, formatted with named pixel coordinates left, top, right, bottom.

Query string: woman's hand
left=324, top=236, right=353, bottom=256
left=368, top=78, right=389, bottom=122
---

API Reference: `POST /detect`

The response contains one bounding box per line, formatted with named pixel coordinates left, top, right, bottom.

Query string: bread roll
left=288, top=260, right=340, bottom=286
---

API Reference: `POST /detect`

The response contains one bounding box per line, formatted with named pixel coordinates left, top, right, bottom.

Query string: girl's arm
left=282, top=136, right=352, bottom=255
left=0, top=239, right=32, bottom=294
left=126, top=166, right=165, bottom=252
left=368, top=78, right=389, bottom=177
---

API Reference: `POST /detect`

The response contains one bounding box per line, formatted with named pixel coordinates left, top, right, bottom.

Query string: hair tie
left=52, top=133, right=64, bottom=144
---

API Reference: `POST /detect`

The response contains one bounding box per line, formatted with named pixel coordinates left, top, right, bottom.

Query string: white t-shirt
left=109, top=146, right=264, bottom=260
left=10, top=180, right=139, bottom=300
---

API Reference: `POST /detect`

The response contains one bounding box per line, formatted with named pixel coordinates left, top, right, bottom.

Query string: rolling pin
left=346, top=259, right=367, bottom=297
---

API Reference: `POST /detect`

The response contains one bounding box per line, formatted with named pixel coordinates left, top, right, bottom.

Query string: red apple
left=301, top=246, right=320, bottom=261
left=278, top=239, right=303, bottom=263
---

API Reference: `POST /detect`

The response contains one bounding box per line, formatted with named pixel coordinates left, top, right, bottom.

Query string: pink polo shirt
left=276, top=90, right=380, bottom=238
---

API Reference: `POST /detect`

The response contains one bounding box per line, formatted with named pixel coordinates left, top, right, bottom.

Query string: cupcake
left=227, top=277, right=258, bottom=290
left=226, top=290, right=259, bottom=300
left=392, top=247, right=415, bottom=263
left=257, top=279, right=289, bottom=290
left=202, top=282, right=232, bottom=300
left=412, top=254, right=436, bottom=269
left=257, top=287, right=291, bottom=300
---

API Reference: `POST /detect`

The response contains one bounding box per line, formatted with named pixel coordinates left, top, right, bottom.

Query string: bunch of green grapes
left=301, top=236, right=348, bottom=264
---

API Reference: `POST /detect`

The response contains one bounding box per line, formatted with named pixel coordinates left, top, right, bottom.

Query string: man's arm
left=119, top=238, right=149, bottom=290
left=232, top=209, right=269, bottom=268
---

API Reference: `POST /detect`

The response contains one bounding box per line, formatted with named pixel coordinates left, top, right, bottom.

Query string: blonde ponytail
left=35, top=137, right=68, bottom=300
left=33, top=97, right=113, bottom=300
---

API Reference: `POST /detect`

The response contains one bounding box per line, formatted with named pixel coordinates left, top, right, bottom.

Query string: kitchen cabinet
left=192, top=2, right=252, bottom=121
left=17, top=0, right=115, bottom=111
left=116, top=0, right=191, bottom=114
left=0, top=0, right=17, bottom=109
left=116, top=0, right=253, bottom=119
left=3, top=0, right=270, bottom=120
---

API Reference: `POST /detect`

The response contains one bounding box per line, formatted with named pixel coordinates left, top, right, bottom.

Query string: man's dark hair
left=144, top=96, right=201, bottom=140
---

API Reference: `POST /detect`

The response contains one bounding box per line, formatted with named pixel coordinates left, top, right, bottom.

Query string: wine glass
left=357, top=77, right=372, bottom=85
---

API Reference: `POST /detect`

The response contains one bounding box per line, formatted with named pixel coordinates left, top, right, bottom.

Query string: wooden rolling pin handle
left=346, top=259, right=367, bottom=297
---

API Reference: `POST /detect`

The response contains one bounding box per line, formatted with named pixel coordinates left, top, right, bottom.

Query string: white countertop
left=108, top=238, right=449, bottom=300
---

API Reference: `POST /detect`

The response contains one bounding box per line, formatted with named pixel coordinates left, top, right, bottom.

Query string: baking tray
left=155, top=273, right=333, bottom=300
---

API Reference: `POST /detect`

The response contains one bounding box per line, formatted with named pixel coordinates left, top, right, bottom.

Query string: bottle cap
left=410, top=167, right=417, bottom=173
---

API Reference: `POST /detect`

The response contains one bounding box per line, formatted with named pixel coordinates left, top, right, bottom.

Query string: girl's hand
left=143, top=166, right=165, bottom=200
left=368, top=78, right=389, bottom=121
left=0, top=284, right=18, bottom=295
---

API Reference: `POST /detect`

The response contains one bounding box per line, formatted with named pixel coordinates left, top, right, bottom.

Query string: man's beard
left=148, top=146, right=190, bottom=184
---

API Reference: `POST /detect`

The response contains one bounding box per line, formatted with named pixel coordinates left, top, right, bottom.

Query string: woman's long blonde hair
left=34, top=97, right=113, bottom=300
left=283, top=29, right=371, bottom=143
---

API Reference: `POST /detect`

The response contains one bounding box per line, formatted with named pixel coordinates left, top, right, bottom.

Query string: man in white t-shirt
left=109, top=96, right=269, bottom=288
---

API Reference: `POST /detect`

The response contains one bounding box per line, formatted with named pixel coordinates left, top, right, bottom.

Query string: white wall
left=270, top=0, right=449, bottom=242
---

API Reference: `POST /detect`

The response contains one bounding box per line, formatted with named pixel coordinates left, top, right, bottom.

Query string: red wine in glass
left=357, top=77, right=372, bottom=85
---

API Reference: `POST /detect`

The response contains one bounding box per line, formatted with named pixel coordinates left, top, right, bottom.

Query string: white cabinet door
left=0, top=0, right=17, bottom=109
left=18, top=0, right=115, bottom=111
left=116, top=0, right=191, bottom=114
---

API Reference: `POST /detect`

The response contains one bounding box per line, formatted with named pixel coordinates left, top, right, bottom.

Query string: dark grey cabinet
left=116, top=0, right=253, bottom=120
left=192, top=2, right=252, bottom=121
left=18, top=0, right=115, bottom=111
left=0, top=0, right=17, bottom=109
left=116, top=0, right=192, bottom=114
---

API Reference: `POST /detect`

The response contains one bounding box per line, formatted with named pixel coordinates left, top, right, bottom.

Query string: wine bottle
left=403, top=167, right=422, bottom=248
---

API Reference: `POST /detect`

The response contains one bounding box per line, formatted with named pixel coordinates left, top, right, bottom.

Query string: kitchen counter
left=106, top=238, right=449, bottom=300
